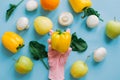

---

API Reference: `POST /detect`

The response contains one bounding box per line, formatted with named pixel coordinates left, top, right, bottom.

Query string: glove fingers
left=66, top=28, right=70, bottom=33
left=49, top=30, right=54, bottom=35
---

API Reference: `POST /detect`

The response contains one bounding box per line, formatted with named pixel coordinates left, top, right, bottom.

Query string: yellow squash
left=51, top=30, right=71, bottom=53
left=69, top=0, right=92, bottom=13
left=2, top=32, right=24, bottom=53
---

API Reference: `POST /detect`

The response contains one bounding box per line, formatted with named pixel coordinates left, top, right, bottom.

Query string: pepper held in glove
left=48, top=29, right=72, bottom=80
left=51, top=30, right=71, bottom=53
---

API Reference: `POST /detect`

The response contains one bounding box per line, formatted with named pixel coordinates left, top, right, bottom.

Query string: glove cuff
left=49, top=66, right=64, bottom=80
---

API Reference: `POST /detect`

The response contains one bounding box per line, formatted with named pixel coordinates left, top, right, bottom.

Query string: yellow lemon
left=34, top=16, right=53, bottom=35
left=70, top=60, right=88, bottom=78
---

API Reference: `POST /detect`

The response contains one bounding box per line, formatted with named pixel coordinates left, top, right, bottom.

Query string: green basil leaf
left=6, top=4, right=16, bottom=21
left=29, top=41, right=49, bottom=70
left=71, top=32, right=88, bottom=52
left=6, top=0, right=24, bottom=21
left=29, top=41, right=48, bottom=60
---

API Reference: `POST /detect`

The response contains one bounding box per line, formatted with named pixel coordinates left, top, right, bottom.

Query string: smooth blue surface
left=0, top=0, right=120, bottom=80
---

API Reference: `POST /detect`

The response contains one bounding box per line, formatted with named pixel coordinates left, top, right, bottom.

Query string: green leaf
left=29, top=41, right=48, bottom=60
left=6, top=4, right=16, bottom=21
left=6, top=0, right=24, bottom=21
left=29, top=41, right=49, bottom=70
left=70, top=32, right=88, bottom=52
left=82, top=8, right=103, bottom=21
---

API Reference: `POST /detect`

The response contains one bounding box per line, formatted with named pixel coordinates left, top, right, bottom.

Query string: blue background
left=0, top=0, right=120, bottom=80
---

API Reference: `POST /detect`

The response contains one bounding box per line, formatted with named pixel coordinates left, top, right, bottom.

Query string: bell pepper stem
left=114, top=17, right=117, bottom=21
left=56, top=29, right=63, bottom=34
left=17, top=44, right=24, bottom=50
left=40, top=58, right=49, bottom=70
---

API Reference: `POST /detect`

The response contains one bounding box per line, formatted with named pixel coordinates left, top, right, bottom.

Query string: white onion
left=86, top=15, right=99, bottom=28
left=94, top=47, right=107, bottom=62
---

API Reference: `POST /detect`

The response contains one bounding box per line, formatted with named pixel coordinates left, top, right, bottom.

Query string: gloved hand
left=48, top=29, right=72, bottom=80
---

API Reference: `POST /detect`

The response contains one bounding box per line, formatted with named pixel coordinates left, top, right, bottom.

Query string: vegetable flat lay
left=0, top=0, right=120, bottom=80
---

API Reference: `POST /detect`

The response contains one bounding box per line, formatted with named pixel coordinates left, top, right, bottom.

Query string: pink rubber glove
left=48, top=29, right=72, bottom=80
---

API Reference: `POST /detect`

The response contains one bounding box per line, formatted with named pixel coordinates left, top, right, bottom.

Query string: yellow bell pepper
left=51, top=30, right=71, bottom=53
left=69, top=0, right=92, bottom=13
left=2, top=32, right=24, bottom=53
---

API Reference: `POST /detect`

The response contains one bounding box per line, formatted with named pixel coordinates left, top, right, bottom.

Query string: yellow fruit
left=15, top=56, right=33, bottom=74
left=34, top=16, right=53, bottom=35
left=70, top=61, right=88, bottom=78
